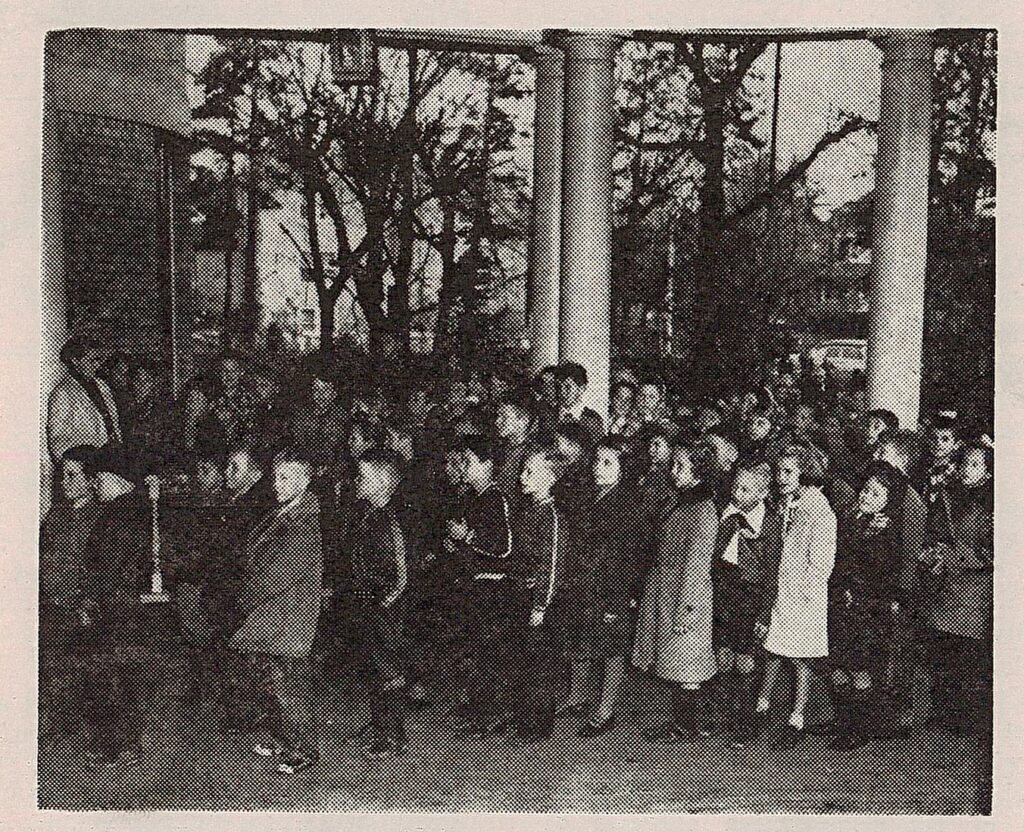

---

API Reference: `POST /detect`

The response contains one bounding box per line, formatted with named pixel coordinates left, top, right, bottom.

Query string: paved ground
left=38, top=658, right=988, bottom=813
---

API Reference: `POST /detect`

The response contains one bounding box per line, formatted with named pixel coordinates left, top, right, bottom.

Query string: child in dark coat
left=712, top=460, right=781, bottom=747
left=345, top=450, right=410, bottom=758
left=512, top=450, right=571, bottom=742
left=633, top=442, right=720, bottom=743
left=828, top=461, right=909, bottom=750
left=446, top=436, right=514, bottom=736
left=919, top=440, right=993, bottom=735
left=573, top=442, right=644, bottom=738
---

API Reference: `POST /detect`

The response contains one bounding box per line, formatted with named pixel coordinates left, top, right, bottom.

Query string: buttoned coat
left=763, top=485, right=837, bottom=659
left=229, top=491, right=323, bottom=659
left=632, top=485, right=719, bottom=685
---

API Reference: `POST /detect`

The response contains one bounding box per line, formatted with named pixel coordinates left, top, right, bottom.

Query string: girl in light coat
left=632, top=441, right=720, bottom=743
left=755, top=444, right=837, bottom=748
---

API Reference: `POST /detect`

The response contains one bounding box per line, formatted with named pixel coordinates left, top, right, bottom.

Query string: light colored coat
left=46, top=373, right=122, bottom=460
left=764, top=486, right=837, bottom=658
left=632, top=488, right=719, bottom=685
left=229, top=491, right=323, bottom=658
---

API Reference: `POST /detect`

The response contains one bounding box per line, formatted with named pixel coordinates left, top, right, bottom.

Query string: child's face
left=555, top=435, right=584, bottom=465
left=959, top=448, right=990, bottom=487
left=349, top=428, right=373, bottom=459
left=311, top=378, right=337, bottom=412
left=639, top=385, right=662, bottom=415
left=386, top=429, right=414, bottom=461
left=593, top=447, right=622, bottom=488
left=463, top=451, right=493, bottom=489
left=407, top=390, right=430, bottom=417
left=273, top=461, right=310, bottom=505
left=61, top=459, right=92, bottom=504
left=776, top=457, right=802, bottom=496
left=355, top=461, right=394, bottom=507
left=94, top=471, right=131, bottom=503
left=648, top=436, right=671, bottom=467
left=931, top=428, right=959, bottom=461
left=866, top=416, right=888, bottom=445
left=670, top=447, right=697, bottom=490
left=225, top=451, right=257, bottom=493
left=792, top=405, right=815, bottom=433
left=350, top=397, right=371, bottom=419
left=858, top=476, right=890, bottom=516
left=495, top=404, right=527, bottom=440
left=558, top=377, right=583, bottom=408
left=746, top=415, right=772, bottom=442
left=707, top=435, right=738, bottom=473
left=731, top=469, right=768, bottom=512
left=521, top=453, right=557, bottom=499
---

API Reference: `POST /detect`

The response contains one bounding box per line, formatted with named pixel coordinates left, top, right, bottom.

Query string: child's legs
left=790, top=659, right=813, bottom=723
left=517, top=624, right=558, bottom=737
left=268, top=656, right=318, bottom=756
left=593, top=655, right=627, bottom=723
left=569, top=656, right=595, bottom=708
left=364, top=608, right=407, bottom=741
left=670, top=682, right=702, bottom=730
left=758, top=655, right=783, bottom=711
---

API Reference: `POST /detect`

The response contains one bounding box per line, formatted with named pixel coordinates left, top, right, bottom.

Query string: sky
left=186, top=32, right=885, bottom=223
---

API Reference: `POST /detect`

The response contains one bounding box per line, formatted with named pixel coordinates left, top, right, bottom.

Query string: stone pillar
left=528, top=46, right=564, bottom=375
left=558, top=33, right=619, bottom=419
left=867, top=32, right=933, bottom=429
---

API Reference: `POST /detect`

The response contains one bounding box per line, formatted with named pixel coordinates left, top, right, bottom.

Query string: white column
left=558, top=33, right=619, bottom=419
left=528, top=46, right=564, bottom=374
left=867, top=32, right=933, bottom=429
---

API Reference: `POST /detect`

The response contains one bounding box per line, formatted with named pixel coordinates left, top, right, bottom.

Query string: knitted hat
left=84, top=444, right=148, bottom=484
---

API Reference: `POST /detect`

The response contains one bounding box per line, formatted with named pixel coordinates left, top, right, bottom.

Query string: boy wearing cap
left=77, top=445, right=154, bottom=769
left=343, top=450, right=410, bottom=758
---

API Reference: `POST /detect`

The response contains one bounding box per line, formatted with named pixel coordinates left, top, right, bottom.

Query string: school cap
left=83, top=444, right=149, bottom=484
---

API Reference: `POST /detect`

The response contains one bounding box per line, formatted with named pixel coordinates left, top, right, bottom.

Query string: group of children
left=39, top=349, right=995, bottom=775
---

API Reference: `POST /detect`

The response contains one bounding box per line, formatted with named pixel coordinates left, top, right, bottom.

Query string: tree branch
left=720, top=116, right=876, bottom=231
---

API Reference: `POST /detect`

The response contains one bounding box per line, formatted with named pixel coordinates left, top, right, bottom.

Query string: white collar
left=722, top=501, right=766, bottom=537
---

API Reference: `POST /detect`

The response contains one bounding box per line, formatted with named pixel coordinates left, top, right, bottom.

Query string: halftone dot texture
left=40, top=28, right=992, bottom=813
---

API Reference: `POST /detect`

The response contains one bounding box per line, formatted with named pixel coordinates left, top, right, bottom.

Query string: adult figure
left=47, top=333, right=122, bottom=463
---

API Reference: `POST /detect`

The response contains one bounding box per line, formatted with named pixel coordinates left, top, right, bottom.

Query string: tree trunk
left=391, top=48, right=419, bottom=356
left=302, top=179, right=337, bottom=354
left=434, top=200, right=458, bottom=357
left=693, top=85, right=728, bottom=359
left=241, top=38, right=261, bottom=343
left=361, top=197, right=390, bottom=354
left=958, top=34, right=989, bottom=224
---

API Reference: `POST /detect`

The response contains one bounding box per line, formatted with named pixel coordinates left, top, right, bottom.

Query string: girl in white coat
left=755, top=445, right=837, bottom=748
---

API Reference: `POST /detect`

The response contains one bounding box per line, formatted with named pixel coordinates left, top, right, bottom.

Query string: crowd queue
left=41, top=331, right=994, bottom=775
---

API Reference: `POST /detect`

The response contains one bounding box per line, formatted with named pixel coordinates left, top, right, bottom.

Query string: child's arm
left=381, top=513, right=408, bottom=608
left=528, top=504, right=559, bottom=624
left=464, top=491, right=512, bottom=561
